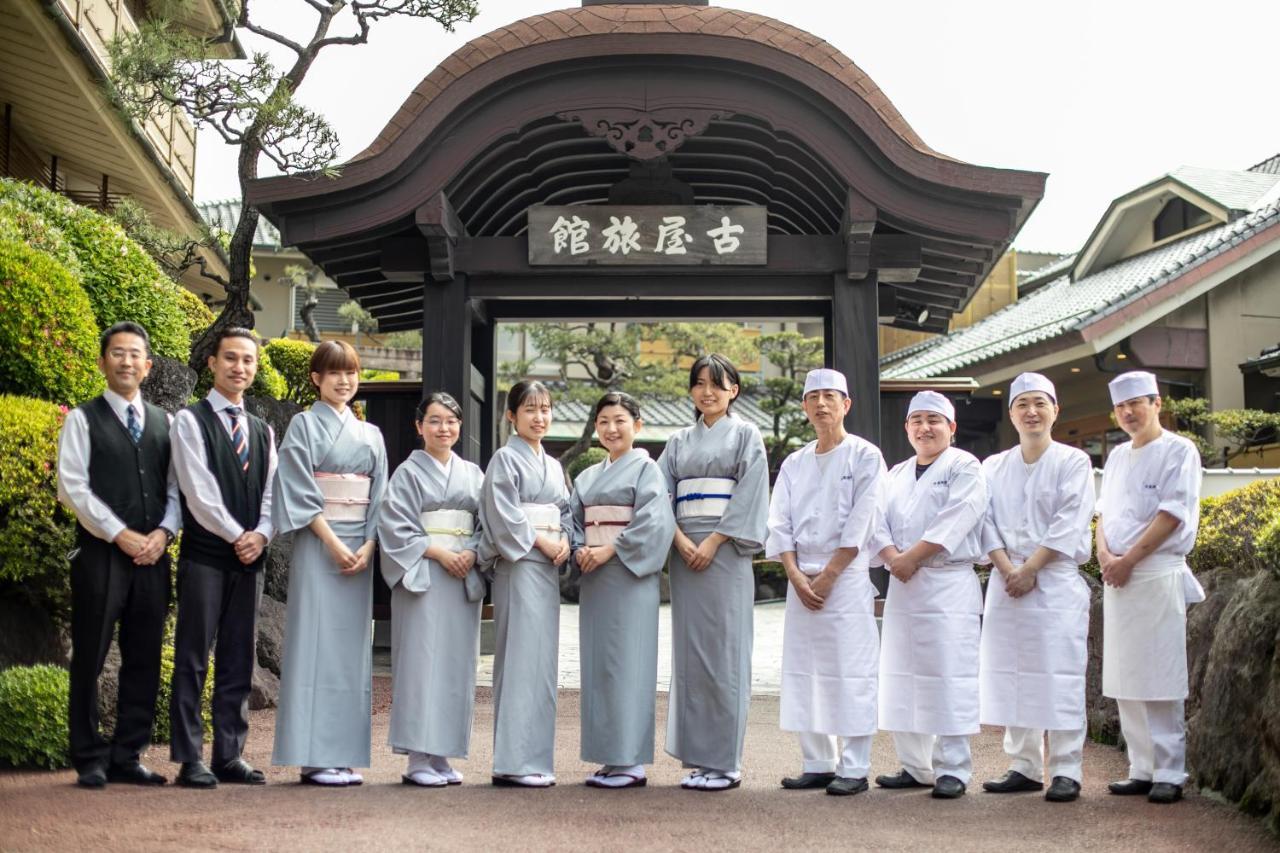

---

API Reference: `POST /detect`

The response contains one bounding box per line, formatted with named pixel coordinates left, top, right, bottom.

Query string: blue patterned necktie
left=126, top=405, right=142, bottom=445
left=226, top=406, right=250, bottom=473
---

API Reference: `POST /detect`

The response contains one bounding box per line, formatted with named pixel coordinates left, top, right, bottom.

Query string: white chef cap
left=907, top=390, right=955, bottom=423
left=1108, top=371, right=1159, bottom=405
left=1009, top=372, right=1056, bottom=407
left=803, top=368, right=848, bottom=397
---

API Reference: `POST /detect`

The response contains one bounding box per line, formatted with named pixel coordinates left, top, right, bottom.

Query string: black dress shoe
left=107, top=762, right=168, bottom=786
left=1148, top=782, right=1183, bottom=804
left=826, top=776, right=869, bottom=797
left=214, top=758, right=266, bottom=785
left=982, top=770, right=1043, bottom=793
left=76, top=764, right=107, bottom=789
left=781, top=771, right=836, bottom=790
left=1108, top=778, right=1153, bottom=796
left=178, top=761, right=218, bottom=789
left=931, top=775, right=967, bottom=799
left=1045, top=776, right=1081, bottom=802
left=875, top=769, right=931, bottom=789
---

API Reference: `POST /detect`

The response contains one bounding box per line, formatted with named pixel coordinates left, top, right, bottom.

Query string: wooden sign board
left=528, top=205, right=767, bottom=266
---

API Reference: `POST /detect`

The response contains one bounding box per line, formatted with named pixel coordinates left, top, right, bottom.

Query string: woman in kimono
left=657, top=354, right=769, bottom=792
left=271, top=341, right=388, bottom=786
left=570, top=392, right=676, bottom=789
left=479, top=380, right=571, bottom=788
left=378, top=392, right=486, bottom=787
left=870, top=390, right=987, bottom=800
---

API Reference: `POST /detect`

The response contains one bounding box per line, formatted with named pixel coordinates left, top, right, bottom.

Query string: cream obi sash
left=523, top=503, right=563, bottom=539
left=315, top=472, right=371, bottom=522
left=584, top=505, right=633, bottom=547
left=420, top=509, right=475, bottom=553
left=674, top=477, right=736, bottom=520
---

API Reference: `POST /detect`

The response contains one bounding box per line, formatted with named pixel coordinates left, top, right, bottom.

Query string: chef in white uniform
left=767, top=369, right=886, bottom=798
left=870, top=390, right=987, bottom=799
left=978, top=372, right=1095, bottom=803
left=1097, top=370, right=1203, bottom=805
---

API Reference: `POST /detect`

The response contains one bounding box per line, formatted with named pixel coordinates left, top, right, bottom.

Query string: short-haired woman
left=271, top=341, right=388, bottom=786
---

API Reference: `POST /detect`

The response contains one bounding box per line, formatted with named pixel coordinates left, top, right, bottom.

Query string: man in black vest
left=169, top=327, right=277, bottom=788
left=57, top=321, right=179, bottom=788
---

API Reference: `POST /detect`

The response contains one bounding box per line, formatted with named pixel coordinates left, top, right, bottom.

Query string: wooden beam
left=830, top=274, right=880, bottom=442
left=469, top=275, right=832, bottom=301
left=843, top=187, right=876, bottom=280
left=484, top=298, right=828, bottom=322
left=918, top=237, right=993, bottom=264
left=416, top=192, right=465, bottom=283
left=379, top=236, right=430, bottom=283
left=870, top=234, right=922, bottom=283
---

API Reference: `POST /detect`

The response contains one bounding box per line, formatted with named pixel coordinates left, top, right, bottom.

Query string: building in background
left=0, top=0, right=236, bottom=289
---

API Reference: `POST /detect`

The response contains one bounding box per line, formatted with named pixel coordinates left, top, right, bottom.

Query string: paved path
left=2, top=683, right=1274, bottom=852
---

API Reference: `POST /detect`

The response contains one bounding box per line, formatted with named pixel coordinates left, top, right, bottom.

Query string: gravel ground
left=2, top=680, right=1274, bottom=852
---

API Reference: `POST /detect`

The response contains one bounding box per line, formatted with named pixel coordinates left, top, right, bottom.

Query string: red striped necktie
left=225, top=406, right=250, bottom=473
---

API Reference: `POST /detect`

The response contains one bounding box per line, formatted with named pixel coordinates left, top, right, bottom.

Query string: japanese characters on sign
left=528, top=205, right=767, bottom=266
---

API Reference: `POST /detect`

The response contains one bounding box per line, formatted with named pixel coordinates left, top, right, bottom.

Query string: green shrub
left=0, top=240, right=103, bottom=405
left=566, top=447, right=608, bottom=481
left=0, top=179, right=190, bottom=361
left=263, top=338, right=316, bottom=404
left=0, top=395, right=76, bottom=620
left=360, top=369, right=399, bottom=382
left=0, top=198, right=81, bottom=279
left=151, top=637, right=213, bottom=744
left=0, top=665, right=70, bottom=769
left=175, top=288, right=216, bottom=345
left=1191, top=478, right=1280, bottom=575
left=1257, top=513, right=1280, bottom=576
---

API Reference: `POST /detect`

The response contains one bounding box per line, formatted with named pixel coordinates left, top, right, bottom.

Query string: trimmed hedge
left=1191, top=478, right=1280, bottom=576
left=0, top=179, right=190, bottom=361
left=0, top=665, right=70, bottom=769
left=176, top=287, right=216, bottom=345
left=152, top=635, right=214, bottom=744
left=567, top=447, right=608, bottom=481
left=0, top=240, right=103, bottom=405
left=0, top=395, right=76, bottom=619
left=0, top=198, right=81, bottom=279
left=264, top=338, right=317, bottom=405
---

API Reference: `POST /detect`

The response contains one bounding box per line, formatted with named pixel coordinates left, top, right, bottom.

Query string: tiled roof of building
left=882, top=200, right=1280, bottom=379
left=552, top=390, right=775, bottom=433
left=196, top=199, right=284, bottom=250
left=1248, top=152, right=1280, bottom=176
left=1170, top=165, right=1280, bottom=213
left=1016, top=252, right=1076, bottom=294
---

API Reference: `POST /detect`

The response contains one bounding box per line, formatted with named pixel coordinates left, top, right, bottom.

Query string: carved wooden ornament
left=558, top=108, right=733, bottom=160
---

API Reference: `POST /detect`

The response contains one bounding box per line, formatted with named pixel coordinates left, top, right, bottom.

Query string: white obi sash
left=316, top=472, right=371, bottom=522
left=523, top=502, right=563, bottom=538
left=584, top=505, right=633, bottom=547
left=420, top=509, right=474, bottom=553
left=675, top=477, right=736, bottom=520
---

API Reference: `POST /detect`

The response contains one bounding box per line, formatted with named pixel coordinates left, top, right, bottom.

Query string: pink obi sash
left=584, top=505, right=633, bottom=547
left=315, top=472, right=371, bottom=522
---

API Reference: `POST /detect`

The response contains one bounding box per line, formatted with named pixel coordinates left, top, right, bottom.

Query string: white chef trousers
left=798, top=732, right=872, bottom=780
left=1117, top=699, right=1188, bottom=785
left=893, top=732, right=972, bottom=785
left=1003, top=726, right=1086, bottom=784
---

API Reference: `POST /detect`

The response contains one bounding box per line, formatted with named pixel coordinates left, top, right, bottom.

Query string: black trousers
left=169, top=558, right=261, bottom=766
left=68, top=542, right=169, bottom=772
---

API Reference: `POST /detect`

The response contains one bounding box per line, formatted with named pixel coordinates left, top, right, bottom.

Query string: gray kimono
left=657, top=413, right=769, bottom=773
left=378, top=450, right=485, bottom=759
left=569, top=449, right=676, bottom=767
left=270, top=402, right=387, bottom=769
left=478, top=436, right=571, bottom=777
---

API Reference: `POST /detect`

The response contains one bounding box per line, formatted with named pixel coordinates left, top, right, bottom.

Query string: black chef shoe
left=931, top=775, right=967, bottom=799
left=76, top=763, right=107, bottom=789
left=875, top=769, right=931, bottom=789
left=982, top=770, right=1043, bottom=793
left=1148, top=782, right=1183, bottom=804
left=213, top=758, right=266, bottom=785
left=1107, top=778, right=1153, bottom=796
left=107, top=762, right=167, bottom=785
left=1045, top=776, right=1081, bottom=802
left=825, top=776, right=869, bottom=797
left=177, top=761, right=218, bottom=789
left=781, top=771, right=836, bottom=790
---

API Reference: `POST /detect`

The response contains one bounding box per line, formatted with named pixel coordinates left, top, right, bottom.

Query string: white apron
left=979, top=553, right=1090, bottom=729
left=780, top=553, right=879, bottom=736
left=1102, top=553, right=1205, bottom=701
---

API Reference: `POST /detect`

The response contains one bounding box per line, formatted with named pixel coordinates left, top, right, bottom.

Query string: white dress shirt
left=170, top=388, right=278, bottom=544
left=56, top=389, right=181, bottom=543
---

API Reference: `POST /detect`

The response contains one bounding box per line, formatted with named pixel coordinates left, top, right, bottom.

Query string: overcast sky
left=194, top=0, right=1280, bottom=252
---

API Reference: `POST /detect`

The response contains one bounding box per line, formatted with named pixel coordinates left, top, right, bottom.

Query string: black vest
left=179, top=399, right=270, bottom=572
left=77, top=395, right=171, bottom=550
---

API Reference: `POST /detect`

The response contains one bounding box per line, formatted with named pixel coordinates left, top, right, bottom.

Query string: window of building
left=1153, top=197, right=1211, bottom=242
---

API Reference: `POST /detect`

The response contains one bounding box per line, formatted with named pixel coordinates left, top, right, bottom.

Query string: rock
left=1185, top=570, right=1239, bottom=720
left=264, top=535, right=292, bottom=602
left=1187, top=569, right=1280, bottom=831
left=659, top=571, right=671, bottom=604
left=95, top=640, right=123, bottom=735
left=1083, top=574, right=1122, bottom=747
left=245, top=396, right=302, bottom=447
left=0, top=595, right=69, bottom=669
left=256, top=594, right=287, bottom=676
left=139, top=356, right=196, bottom=414
left=559, top=567, right=581, bottom=604
left=249, top=663, right=279, bottom=710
